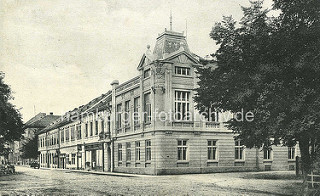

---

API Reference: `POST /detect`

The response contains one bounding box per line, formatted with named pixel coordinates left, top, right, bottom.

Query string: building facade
left=9, top=113, right=60, bottom=165
left=37, top=29, right=299, bottom=175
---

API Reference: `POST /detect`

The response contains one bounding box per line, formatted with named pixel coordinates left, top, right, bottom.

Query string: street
left=0, top=166, right=302, bottom=195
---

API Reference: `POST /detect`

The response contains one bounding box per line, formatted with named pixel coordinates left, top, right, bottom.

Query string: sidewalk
left=39, top=167, right=150, bottom=177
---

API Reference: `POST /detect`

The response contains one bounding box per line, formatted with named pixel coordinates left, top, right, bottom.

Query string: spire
left=170, top=10, right=173, bottom=31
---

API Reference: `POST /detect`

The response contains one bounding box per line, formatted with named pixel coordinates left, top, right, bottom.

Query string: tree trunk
left=299, top=136, right=311, bottom=192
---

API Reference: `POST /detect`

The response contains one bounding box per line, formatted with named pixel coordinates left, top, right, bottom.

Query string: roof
left=24, top=113, right=46, bottom=125
left=137, top=29, right=197, bottom=70
left=24, top=114, right=61, bottom=129
left=37, top=91, right=112, bottom=135
left=153, top=30, right=190, bottom=60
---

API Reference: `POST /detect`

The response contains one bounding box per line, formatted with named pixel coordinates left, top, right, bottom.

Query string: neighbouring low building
left=9, top=112, right=60, bottom=165
left=37, top=28, right=299, bottom=175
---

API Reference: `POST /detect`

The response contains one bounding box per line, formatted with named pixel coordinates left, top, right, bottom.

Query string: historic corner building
left=37, top=28, right=299, bottom=175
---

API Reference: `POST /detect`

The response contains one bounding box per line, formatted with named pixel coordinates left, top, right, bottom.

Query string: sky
left=0, top=0, right=274, bottom=122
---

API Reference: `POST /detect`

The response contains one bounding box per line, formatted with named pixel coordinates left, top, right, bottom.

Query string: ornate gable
left=164, top=51, right=200, bottom=65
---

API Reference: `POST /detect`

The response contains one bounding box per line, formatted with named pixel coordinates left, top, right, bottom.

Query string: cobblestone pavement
left=0, top=166, right=302, bottom=195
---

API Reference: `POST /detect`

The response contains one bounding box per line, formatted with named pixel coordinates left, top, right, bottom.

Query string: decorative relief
left=153, top=61, right=166, bottom=79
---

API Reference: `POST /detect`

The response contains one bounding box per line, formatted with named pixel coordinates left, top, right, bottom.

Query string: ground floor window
left=288, top=147, right=295, bottom=160
left=126, top=142, right=131, bottom=162
left=66, top=154, right=70, bottom=164
left=135, top=141, right=141, bottom=161
left=145, top=140, right=151, bottom=161
left=118, top=144, right=122, bottom=165
left=208, top=140, right=218, bottom=160
left=177, top=140, right=188, bottom=161
left=235, top=140, right=245, bottom=160
left=264, top=148, right=272, bottom=160
left=71, top=154, right=76, bottom=165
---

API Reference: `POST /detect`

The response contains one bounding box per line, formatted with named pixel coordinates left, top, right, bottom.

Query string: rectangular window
left=66, top=154, right=69, bottom=164
left=116, top=104, right=122, bottom=131
left=124, top=100, right=130, bottom=128
left=144, top=69, right=151, bottom=78
left=208, top=140, right=218, bottom=160
left=70, top=126, right=75, bottom=141
left=264, top=148, right=272, bottom=160
left=85, top=123, right=88, bottom=138
left=71, top=154, right=76, bottom=165
left=175, top=66, right=191, bottom=76
left=65, top=127, right=69, bottom=142
left=118, top=144, right=122, bottom=165
left=175, top=91, right=190, bottom=120
left=76, top=124, right=81, bottom=140
left=95, top=120, right=98, bottom=135
left=101, top=120, right=104, bottom=133
left=145, top=140, right=151, bottom=161
left=144, top=93, right=151, bottom=123
left=135, top=141, right=141, bottom=161
left=90, top=121, right=93, bottom=136
left=177, top=140, right=188, bottom=161
left=126, top=142, right=131, bottom=162
left=134, top=97, right=140, bottom=127
left=235, top=140, right=245, bottom=160
left=288, top=147, right=295, bottom=160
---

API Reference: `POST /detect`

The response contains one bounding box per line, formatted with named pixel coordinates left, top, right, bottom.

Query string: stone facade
left=37, top=29, right=299, bottom=175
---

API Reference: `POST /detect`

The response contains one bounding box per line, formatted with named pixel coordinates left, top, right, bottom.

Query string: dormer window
left=144, top=69, right=151, bottom=78
left=175, top=66, right=190, bottom=76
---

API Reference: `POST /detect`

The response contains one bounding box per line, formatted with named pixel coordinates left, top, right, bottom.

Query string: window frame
left=124, top=100, right=130, bottom=128
left=65, top=127, right=69, bottom=142
left=207, top=140, right=218, bottom=161
left=288, top=147, right=295, bottom=160
left=174, top=90, right=191, bottom=121
left=144, top=68, right=151, bottom=79
left=116, top=103, right=122, bottom=131
left=144, top=93, right=152, bottom=124
left=71, top=154, right=76, bottom=165
left=126, top=142, right=131, bottom=162
left=76, top=124, right=81, bottom=140
left=135, top=141, right=141, bottom=162
left=133, top=96, right=140, bottom=127
left=145, top=140, right=152, bottom=162
left=118, top=143, right=123, bottom=165
left=90, top=121, right=93, bottom=136
left=70, top=125, right=75, bottom=141
left=174, top=66, right=191, bottom=76
left=177, top=139, right=188, bottom=161
left=263, top=148, right=273, bottom=160
left=235, top=140, right=245, bottom=161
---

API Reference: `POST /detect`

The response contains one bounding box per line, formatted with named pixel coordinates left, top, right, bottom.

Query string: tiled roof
left=37, top=91, right=112, bottom=135
left=24, top=114, right=61, bottom=129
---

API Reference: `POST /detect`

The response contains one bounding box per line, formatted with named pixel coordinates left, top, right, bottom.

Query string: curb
left=37, top=167, right=149, bottom=177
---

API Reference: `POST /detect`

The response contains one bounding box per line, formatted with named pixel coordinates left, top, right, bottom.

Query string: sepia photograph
left=0, top=0, right=319, bottom=195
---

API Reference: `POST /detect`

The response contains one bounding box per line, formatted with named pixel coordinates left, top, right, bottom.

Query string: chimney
left=111, top=80, right=119, bottom=89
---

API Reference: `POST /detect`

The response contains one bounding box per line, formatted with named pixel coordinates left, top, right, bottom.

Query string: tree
left=195, top=0, right=320, bottom=185
left=0, top=71, right=24, bottom=157
left=20, top=136, right=39, bottom=160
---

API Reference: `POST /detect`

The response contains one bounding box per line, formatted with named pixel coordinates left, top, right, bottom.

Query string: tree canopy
left=0, top=71, right=24, bottom=157
left=195, top=0, right=320, bottom=178
left=21, top=135, right=39, bottom=160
